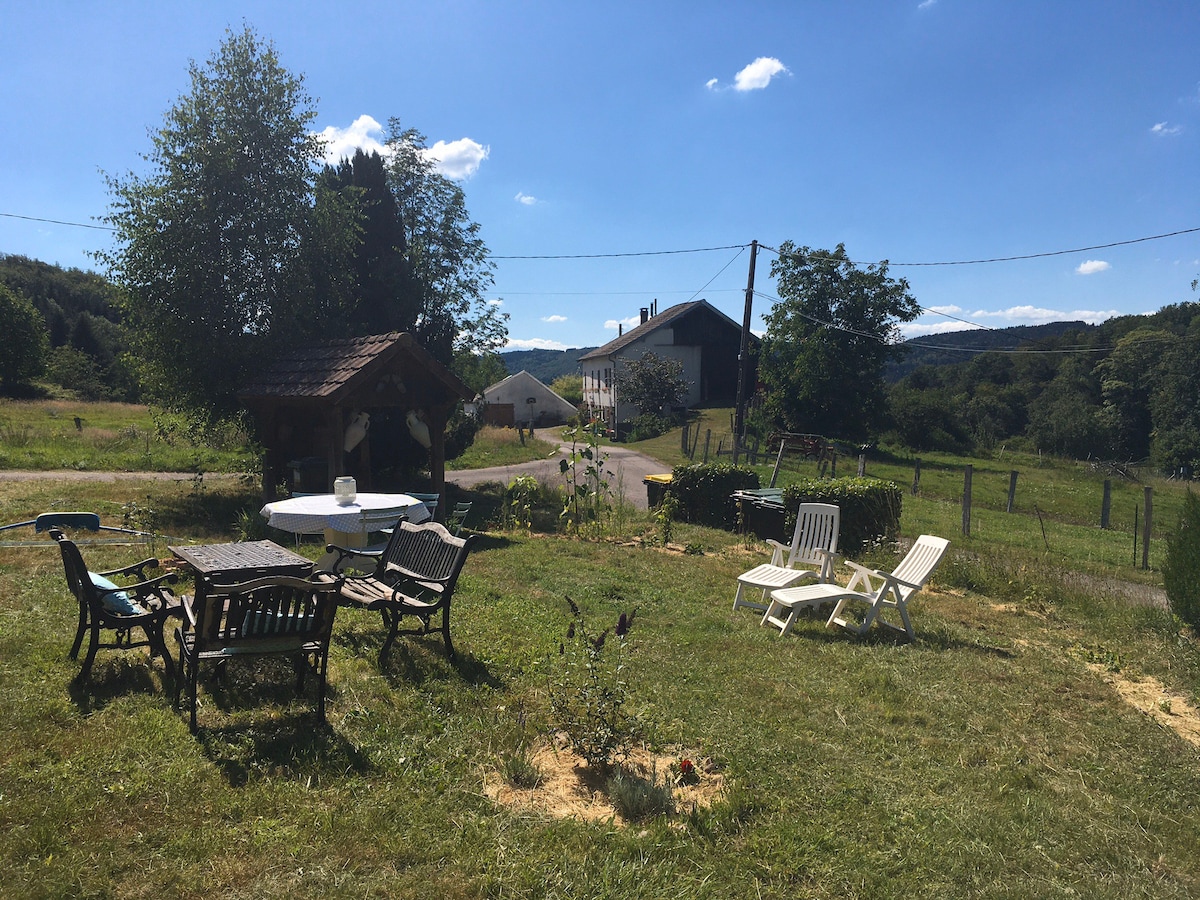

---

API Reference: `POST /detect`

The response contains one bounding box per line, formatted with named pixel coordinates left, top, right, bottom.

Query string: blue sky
left=3, top=1, right=1199, bottom=351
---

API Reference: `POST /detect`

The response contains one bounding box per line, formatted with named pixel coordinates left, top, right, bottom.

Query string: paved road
left=447, top=431, right=669, bottom=510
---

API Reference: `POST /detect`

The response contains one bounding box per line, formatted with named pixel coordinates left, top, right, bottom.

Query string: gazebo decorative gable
left=240, top=332, right=472, bottom=515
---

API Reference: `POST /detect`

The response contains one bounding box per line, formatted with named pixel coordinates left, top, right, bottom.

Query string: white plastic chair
left=732, top=503, right=840, bottom=612
left=761, top=534, right=950, bottom=640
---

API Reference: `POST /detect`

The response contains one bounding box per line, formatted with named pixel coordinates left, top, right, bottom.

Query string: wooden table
left=170, top=540, right=314, bottom=585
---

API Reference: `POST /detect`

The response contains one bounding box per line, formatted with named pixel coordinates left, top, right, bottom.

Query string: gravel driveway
left=447, top=430, right=669, bottom=510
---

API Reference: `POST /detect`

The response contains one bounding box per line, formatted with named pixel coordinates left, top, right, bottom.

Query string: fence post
left=681, top=423, right=689, bottom=455
left=1006, top=470, right=1018, bottom=513
left=1142, top=486, right=1153, bottom=570
left=962, top=465, right=973, bottom=536
left=857, top=453, right=866, bottom=477
left=702, top=429, right=711, bottom=463
left=912, top=458, right=922, bottom=495
left=769, top=439, right=786, bottom=488
left=1100, top=480, right=1112, bottom=529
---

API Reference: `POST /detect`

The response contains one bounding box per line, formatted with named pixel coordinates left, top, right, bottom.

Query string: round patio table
left=260, top=492, right=430, bottom=548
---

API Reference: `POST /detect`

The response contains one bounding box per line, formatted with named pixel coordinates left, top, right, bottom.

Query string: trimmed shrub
left=1163, top=490, right=1200, bottom=631
left=781, top=477, right=902, bottom=556
left=668, top=463, right=760, bottom=529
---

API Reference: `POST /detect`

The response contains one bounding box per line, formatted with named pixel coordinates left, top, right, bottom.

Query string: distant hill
left=886, top=321, right=1097, bottom=381
left=501, top=347, right=596, bottom=383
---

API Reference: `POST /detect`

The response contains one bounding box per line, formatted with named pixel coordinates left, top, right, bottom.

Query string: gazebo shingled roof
left=240, top=332, right=473, bottom=514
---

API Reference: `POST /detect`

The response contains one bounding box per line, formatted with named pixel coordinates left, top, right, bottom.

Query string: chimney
left=640, top=307, right=649, bottom=324
left=618, top=323, right=623, bottom=336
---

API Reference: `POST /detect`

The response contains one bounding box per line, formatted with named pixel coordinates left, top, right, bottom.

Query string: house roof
left=578, top=299, right=751, bottom=361
left=239, top=331, right=472, bottom=406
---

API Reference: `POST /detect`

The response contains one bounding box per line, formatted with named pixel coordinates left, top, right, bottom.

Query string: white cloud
left=542, top=315, right=567, bottom=323
left=1076, top=259, right=1111, bottom=275
left=899, top=320, right=982, bottom=338
left=515, top=192, right=538, bottom=205
left=605, top=316, right=642, bottom=330
left=315, top=114, right=388, bottom=164
left=918, top=0, right=937, bottom=9
left=505, top=337, right=569, bottom=351
left=488, top=299, right=504, bottom=307
left=926, top=304, right=963, bottom=315
left=425, top=138, right=489, bottom=180
left=705, top=77, right=719, bottom=91
left=1151, top=121, right=1182, bottom=136
left=314, top=116, right=490, bottom=179
left=733, top=57, right=789, bottom=92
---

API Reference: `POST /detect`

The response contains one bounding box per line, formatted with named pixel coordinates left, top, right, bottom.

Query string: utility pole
left=733, top=240, right=758, bottom=463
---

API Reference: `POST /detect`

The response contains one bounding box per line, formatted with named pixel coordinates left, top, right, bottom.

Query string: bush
left=1163, top=490, right=1200, bottom=631
left=668, top=463, right=760, bottom=529
left=781, top=477, right=902, bottom=556
left=624, top=413, right=672, bottom=442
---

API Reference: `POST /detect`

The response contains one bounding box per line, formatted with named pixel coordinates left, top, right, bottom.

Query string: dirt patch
left=1088, top=664, right=1200, bottom=748
left=483, top=736, right=725, bottom=825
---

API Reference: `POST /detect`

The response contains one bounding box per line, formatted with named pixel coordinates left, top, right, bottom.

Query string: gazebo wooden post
left=260, top=405, right=280, bottom=501
left=427, top=404, right=451, bottom=522
left=327, top=405, right=345, bottom=488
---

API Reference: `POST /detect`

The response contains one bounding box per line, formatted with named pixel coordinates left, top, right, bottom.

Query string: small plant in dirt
left=671, top=756, right=701, bottom=786
left=606, top=761, right=675, bottom=821
left=1164, top=490, right=1200, bottom=632
left=549, top=597, right=640, bottom=772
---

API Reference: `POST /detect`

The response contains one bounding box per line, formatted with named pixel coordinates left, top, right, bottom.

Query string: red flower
left=680, top=758, right=695, bottom=775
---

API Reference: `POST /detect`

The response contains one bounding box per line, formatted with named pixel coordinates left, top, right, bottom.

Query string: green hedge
left=781, top=477, right=903, bottom=555
left=668, top=463, right=760, bottom=529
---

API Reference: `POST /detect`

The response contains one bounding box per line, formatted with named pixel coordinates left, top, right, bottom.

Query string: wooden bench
left=325, top=520, right=474, bottom=662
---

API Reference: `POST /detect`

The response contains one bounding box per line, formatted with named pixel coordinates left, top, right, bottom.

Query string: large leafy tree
left=382, top=120, right=508, bottom=364
left=761, top=243, right=920, bottom=440
left=99, top=26, right=340, bottom=421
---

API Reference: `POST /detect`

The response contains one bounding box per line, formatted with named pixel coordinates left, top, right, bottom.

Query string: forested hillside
left=884, top=303, right=1200, bottom=474
left=886, top=321, right=1097, bottom=381
left=0, top=253, right=135, bottom=400
left=501, top=347, right=595, bottom=383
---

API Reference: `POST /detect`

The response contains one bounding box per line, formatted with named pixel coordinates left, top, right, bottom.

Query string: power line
left=0, top=212, right=113, bottom=232
left=758, top=226, right=1200, bottom=267
left=486, top=244, right=747, bottom=260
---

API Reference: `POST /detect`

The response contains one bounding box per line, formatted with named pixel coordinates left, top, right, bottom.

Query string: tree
left=382, top=121, right=508, bottom=365
left=1150, top=319, right=1200, bottom=475
left=99, top=25, right=335, bottom=421
left=318, top=150, right=419, bottom=336
left=613, top=351, right=689, bottom=417
left=0, top=283, right=48, bottom=389
left=760, top=243, right=920, bottom=441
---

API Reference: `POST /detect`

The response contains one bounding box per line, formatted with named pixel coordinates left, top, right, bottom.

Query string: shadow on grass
left=68, top=655, right=174, bottom=713
left=197, top=715, right=374, bottom=787
left=333, top=612, right=504, bottom=690
left=782, top=609, right=1018, bottom=658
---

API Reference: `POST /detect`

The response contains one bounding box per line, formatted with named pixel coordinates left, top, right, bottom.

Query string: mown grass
left=1, top=467, right=1200, bottom=898
left=0, top=400, right=255, bottom=473
left=447, top=425, right=559, bottom=470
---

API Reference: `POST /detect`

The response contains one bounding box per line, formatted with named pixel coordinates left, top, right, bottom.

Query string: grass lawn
left=2, top=464, right=1200, bottom=897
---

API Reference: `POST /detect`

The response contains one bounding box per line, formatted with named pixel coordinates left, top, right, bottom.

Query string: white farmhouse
left=481, top=370, right=579, bottom=428
left=579, top=299, right=755, bottom=427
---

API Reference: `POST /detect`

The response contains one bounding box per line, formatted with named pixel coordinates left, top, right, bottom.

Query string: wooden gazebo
left=239, top=332, right=473, bottom=517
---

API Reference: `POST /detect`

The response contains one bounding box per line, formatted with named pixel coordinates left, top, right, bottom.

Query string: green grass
left=447, top=425, right=559, bottom=470
left=2, top=471, right=1200, bottom=898
left=0, top=399, right=255, bottom=473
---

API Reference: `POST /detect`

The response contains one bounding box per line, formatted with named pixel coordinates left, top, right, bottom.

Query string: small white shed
left=481, top=370, right=579, bottom=427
